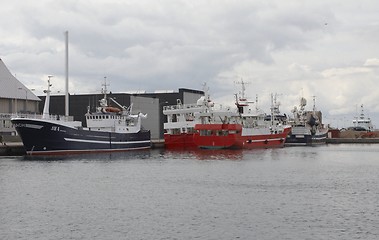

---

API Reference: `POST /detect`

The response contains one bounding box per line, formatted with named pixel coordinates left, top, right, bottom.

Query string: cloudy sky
left=1, top=0, right=379, bottom=127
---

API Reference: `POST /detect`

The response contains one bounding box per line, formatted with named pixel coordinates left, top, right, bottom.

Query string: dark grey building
left=39, top=88, right=204, bottom=140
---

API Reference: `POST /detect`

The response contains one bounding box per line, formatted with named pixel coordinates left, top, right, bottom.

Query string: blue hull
left=12, top=119, right=151, bottom=155
left=286, top=132, right=328, bottom=146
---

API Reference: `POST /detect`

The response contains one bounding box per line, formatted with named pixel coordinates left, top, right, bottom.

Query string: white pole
left=65, top=31, right=69, bottom=117
left=42, top=76, right=53, bottom=119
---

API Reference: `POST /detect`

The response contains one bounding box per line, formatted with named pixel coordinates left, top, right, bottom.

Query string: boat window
left=216, top=130, right=224, bottom=136
left=199, top=130, right=213, bottom=136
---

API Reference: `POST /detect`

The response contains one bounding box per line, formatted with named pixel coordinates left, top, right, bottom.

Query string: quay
left=2, top=138, right=379, bottom=156
left=0, top=142, right=25, bottom=156
left=326, top=138, right=379, bottom=144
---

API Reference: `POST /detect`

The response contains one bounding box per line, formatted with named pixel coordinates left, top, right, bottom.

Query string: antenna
left=234, top=79, right=251, bottom=101
left=102, top=76, right=109, bottom=97
left=255, top=94, right=259, bottom=112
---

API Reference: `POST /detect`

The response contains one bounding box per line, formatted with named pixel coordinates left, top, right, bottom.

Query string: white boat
left=349, top=104, right=374, bottom=131
left=163, top=83, right=221, bottom=149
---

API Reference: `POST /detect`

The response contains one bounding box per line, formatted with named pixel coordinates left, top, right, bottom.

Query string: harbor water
left=1, top=144, right=379, bottom=239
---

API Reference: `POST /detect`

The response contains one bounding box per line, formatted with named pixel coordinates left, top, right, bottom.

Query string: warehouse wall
left=131, top=96, right=160, bottom=140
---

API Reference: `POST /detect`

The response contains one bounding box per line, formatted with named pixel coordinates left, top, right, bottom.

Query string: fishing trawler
left=192, top=82, right=291, bottom=149
left=162, top=91, right=211, bottom=149
left=11, top=78, right=151, bottom=155
left=286, top=96, right=328, bottom=146
left=349, top=104, right=374, bottom=131
left=163, top=83, right=233, bottom=149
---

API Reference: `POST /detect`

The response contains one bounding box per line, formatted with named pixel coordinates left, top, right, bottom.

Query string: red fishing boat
left=193, top=82, right=291, bottom=149
left=193, top=122, right=291, bottom=149
left=162, top=99, right=202, bottom=149
left=163, top=83, right=229, bottom=149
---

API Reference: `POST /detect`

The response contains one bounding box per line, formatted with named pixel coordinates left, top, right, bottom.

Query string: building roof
left=0, top=58, right=40, bottom=101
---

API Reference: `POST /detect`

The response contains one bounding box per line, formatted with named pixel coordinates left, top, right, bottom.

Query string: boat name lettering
left=14, top=123, right=43, bottom=129
left=51, top=126, right=60, bottom=131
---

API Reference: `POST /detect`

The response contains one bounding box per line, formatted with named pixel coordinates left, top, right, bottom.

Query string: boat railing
left=163, top=102, right=235, bottom=114
left=10, top=113, right=74, bottom=121
left=163, top=103, right=201, bottom=111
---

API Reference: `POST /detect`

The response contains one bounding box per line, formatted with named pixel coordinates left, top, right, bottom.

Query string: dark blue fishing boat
left=11, top=79, right=151, bottom=155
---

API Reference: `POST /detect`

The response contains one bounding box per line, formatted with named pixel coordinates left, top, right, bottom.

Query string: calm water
left=1, top=144, right=379, bottom=240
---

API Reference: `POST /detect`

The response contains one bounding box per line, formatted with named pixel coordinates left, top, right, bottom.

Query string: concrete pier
left=0, top=142, right=26, bottom=156
left=326, top=138, right=379, bottom=144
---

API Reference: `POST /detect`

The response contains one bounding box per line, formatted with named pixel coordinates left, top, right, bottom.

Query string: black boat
left=286, top=97, right=328, bottom=146
left=11, top=79, right=151, bottom=155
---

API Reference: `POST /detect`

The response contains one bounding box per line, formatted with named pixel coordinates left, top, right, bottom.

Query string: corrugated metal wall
left=130, top=96, right=160, bottom=140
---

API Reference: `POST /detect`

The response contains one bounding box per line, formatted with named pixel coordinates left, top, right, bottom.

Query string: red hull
left=164, top=133, right=197, bottom=149
left=193, top=124, right=291, bottom=149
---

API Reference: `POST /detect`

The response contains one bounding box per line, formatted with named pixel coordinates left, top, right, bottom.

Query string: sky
left=1, top=0, right=379, bottom=128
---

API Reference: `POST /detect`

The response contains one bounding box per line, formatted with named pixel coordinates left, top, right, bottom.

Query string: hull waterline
left=194, top=124, right=291, bottom=150
left=163, top=133, right=197, bottom=149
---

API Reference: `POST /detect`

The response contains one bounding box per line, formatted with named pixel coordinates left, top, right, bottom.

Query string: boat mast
left=312, top=95, right=317, bottom=113
left=65, top=31, right=69, bottom=117
left=270, top=93, right=274, bottom=125
left=102, top=76, right=108, bottom=98
left=42, top=76, right=53, bottom=119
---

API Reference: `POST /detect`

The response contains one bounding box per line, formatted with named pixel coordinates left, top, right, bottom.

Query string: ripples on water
left=1, top=144, right=379, bottom=239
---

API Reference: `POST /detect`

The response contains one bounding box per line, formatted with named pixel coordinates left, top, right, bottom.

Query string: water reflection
left=19, top=148, right=288, bottom=162
left=190, top=149, right=244, bottom=161
left=20, top=149, right=152, bottom=162
left=160, top=148, right=244, bottom=161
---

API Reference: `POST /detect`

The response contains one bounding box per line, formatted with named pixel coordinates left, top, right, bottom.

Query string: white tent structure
left=0, top=58, right=40, bottom=135
left=0, top=58, right=40, bottom=113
